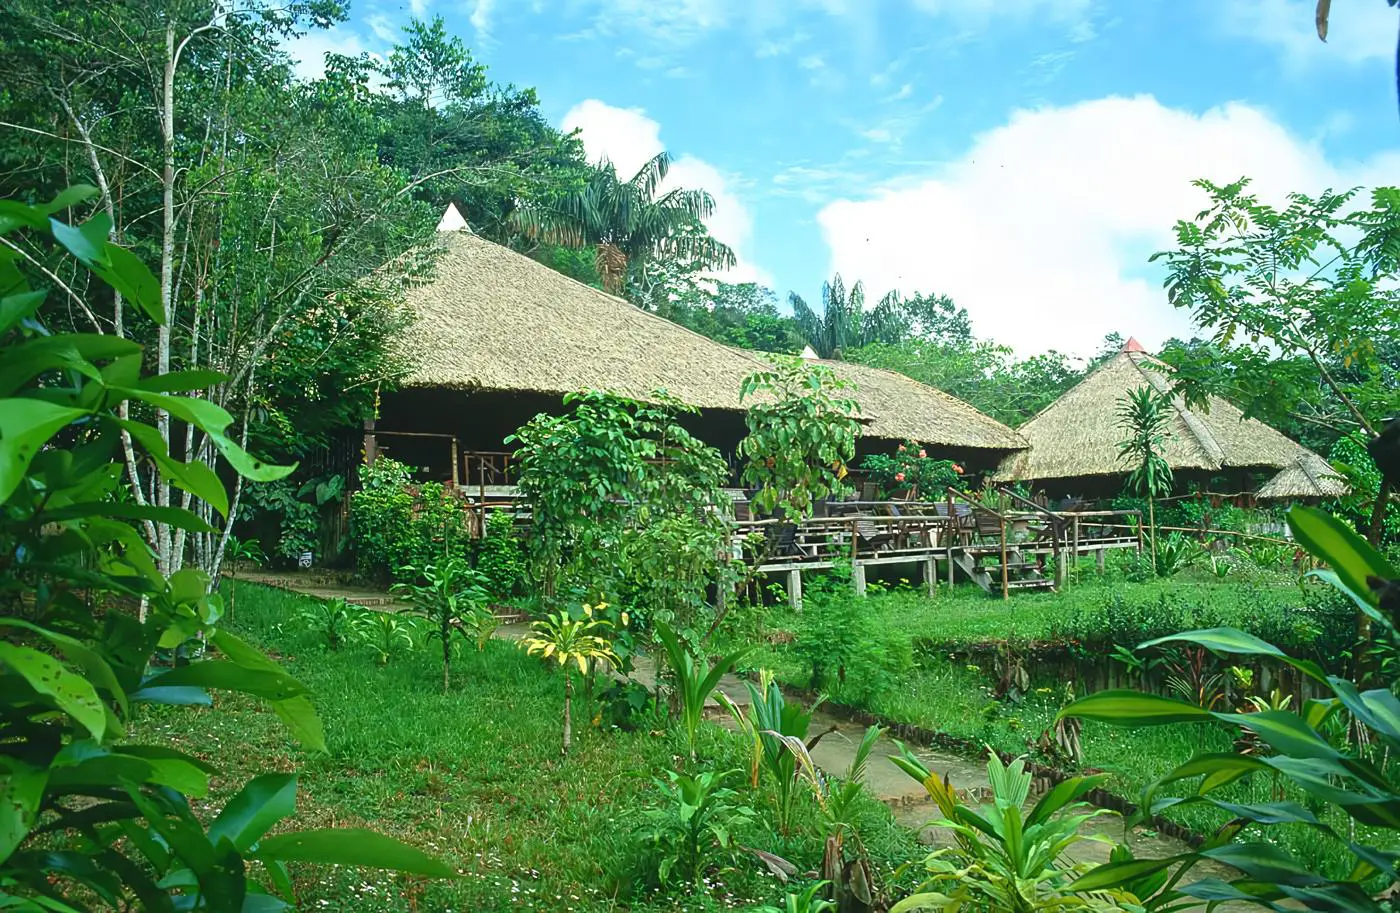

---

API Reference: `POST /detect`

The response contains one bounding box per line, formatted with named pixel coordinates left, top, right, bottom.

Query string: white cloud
left=910, top=0, right=1093, bottom=24
left=470, top=0, right=495, bottom=41
left=799, top=54, right=827, bottom=70
left=410, top=0, right=430, bottom=17
left=561, top=100, right=772, bottom=286
left=365, top=14, right=399, bottom=44
left=284, top=26, right=374, bottom=81
left=817, top=95, right=1400, bottom=357
left=1223, top=0, right=1399, bottom=65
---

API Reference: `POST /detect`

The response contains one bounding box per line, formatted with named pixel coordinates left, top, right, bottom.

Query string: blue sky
left=292, top=0, right=1400, bottom=357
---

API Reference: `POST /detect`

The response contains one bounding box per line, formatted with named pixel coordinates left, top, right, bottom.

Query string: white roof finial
left=799, top=345, right=819, bottom=360
left=436, top=203, right=472, bottom=233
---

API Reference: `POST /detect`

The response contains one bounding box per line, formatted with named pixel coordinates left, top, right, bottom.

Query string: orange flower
left=918, top=449, right=927, bottom=458
left=895, top=472, right=906, bottom=482
left=952, top=464, right=964, bottom=474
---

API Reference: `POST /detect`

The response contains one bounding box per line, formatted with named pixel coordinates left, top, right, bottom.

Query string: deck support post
left=852, top=562, right=867, bottom=597
left=923, top=555, right=937, bottom=597
left=1095, top=548, right=1106, bottom=573
left=787, top=569, right=803, bottom=612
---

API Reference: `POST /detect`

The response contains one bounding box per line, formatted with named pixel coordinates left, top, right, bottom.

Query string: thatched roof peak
left=1256, top=450, right=1349, bottom=501
left=993, top=347, right=1327, bottom=485
left=1122, top=336, right=1146, bottom=353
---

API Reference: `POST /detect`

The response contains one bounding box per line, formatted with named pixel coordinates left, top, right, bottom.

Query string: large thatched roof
left=815, top=358, right=1027, bottom=451
left=395, top=227, right=768, bottom=410
left=994, top=341, right=1324, bottom=484
left=395, top=221, right=1027, bottom=453
left=1256, top=450, right=1349, bottom=501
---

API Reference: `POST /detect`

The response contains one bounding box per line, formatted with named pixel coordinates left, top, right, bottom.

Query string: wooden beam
left=362, top=418, right=377, bottom=467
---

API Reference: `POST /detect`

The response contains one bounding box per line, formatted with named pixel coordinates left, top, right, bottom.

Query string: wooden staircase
left=951, top=545, right=1056, bottom=595
left=945, top=488, right=1062, bottom=598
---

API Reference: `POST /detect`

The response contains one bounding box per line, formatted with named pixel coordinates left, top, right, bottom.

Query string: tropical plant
left=392, top=557, right=489, bottom=692
left=1059, top=505, right=1400, bottom=912
left=350, top=459, right=473, bottom=584
left=769, top=723, right=887, bottom=911
left=740, top=676, right=833, bottom=836
left=789, top=275, right=911, bottom=359
left=512, top=152, right=735, bottom=293
left=757, top=881, right=837, bottom=913
left=1117, top=384, right=1175, bottom=572
left=1152, top=533, right=1203, bottom=577
left=521, top=604, right=620, bottom=755
left=0, top=190, right=449, bottom=907
left=298, top=597, right=356, bottom=652
left=739, top=357, right=862, bottom=520
left=351, top=609, right=421, bottom=667
left=654, top=621, right=749, bottom=761
left=889, top=749, right=1132, bottom=913
left=860, top=442, right=966, bottom=500
left=643, top=767, right=754, bottom=888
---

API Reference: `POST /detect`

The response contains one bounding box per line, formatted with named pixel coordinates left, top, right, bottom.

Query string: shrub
left=860, top=441, right=967, bottom=499
left=476, top=508, right=527, bottom=602
left=349, top=457, right=472, bottom=583
left=795, top=573, right=911, bottom=702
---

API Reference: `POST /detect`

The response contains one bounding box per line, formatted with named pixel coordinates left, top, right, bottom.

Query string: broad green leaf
left=142, top=662, right=306, bottom=702
left=48, top=213, right=111, bottom=266
left=1025, top=774, right=1107, bottom=828
left=1201, top=842, right=1323, bottom=886
left=41, top=502, right=215, bottom=534
left=118, top=419, right=229, bottom=516
left=1288, top=506, right=1396, bottom=603
left=0, top=618, right=127, bottom=712
left=254, top=828, right=455, bottom=877
left=101, top=244, right=162, bottom=323
left=0, top=642, right=105, bottom=739
left=41, top=185, right=99, bottom=215
left=0, top=290, right=46, bottom=334
left=213, top=630, right=325, bottom=751
left=0, top=758, right=48, bottom=861
left=1155, top=752, right=1270, bottom=795
left=210, top=773, right=298, bottom=851
left=1214, top=710, right=1342, bottom=761
left=1140, top=627, right=1327, bottom=683
left=1310, top=569, right=1394, bottom=636
left=1059, top=690, right=1212, bottom=725
left=135, top=369, right=226, bottom=394
left=0, top=399, right=89, bottom=503
left=1069, top=854, right=1188, bottom=891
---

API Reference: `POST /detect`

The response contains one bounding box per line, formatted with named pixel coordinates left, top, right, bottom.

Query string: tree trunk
left=153, top=22, right=178, bottom=588
left=562, top=670, right=573, bottom=756
left=442, top=623, right=451, bottom=694
left=1148, top=497, right=1158, bottom=575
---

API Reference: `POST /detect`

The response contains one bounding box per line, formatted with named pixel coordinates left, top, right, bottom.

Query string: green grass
left=133, top=581, right=918, bottom=911
left=728, top=567, right=1392, bottom=882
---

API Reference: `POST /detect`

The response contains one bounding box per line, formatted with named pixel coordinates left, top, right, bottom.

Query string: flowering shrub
left=860, top=440, right=966, bottom=498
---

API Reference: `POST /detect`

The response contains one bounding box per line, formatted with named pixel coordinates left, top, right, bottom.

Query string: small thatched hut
left=993, top=338, right=1337, bottom=499
left=1256, top=450, right=1349, bottom=502
left=371, top=212, right=1026, bottom=484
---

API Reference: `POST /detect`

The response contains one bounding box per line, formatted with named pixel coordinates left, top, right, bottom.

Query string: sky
left=288, top=0, right=1400, bottom=358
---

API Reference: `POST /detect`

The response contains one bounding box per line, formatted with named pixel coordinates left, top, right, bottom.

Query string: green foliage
left=741, top=676, right=822, bottom=837
left=298, top=597, right=356, bottom=651
left=643, top=768, right=755, bottom=888
left=890, top=749, right=1132, bottom=913
left=756, top=881, right=837, bottom=913
left=521, top=604, right=621, bottom=755
left=245, top=473, right=345, bottom=561
left=1330, top=435, right=1400, bottom=546
left=739, top=358, right=862, bottom=519
left=0, top=193, right=446, bottom=907
left=646, top=281, right=805, bottom=354
left=1152, top=534, right=1204, bottom=577
left=1153, top=179, right=1400, bottom=459
left=1117, top=386, right=1175, bottom=501
left=1060, top=507, right=1400, bottom=912
left=860, top=441, right=967, bottom=499
left=349, top=458, right=472, bottom=583
left=512, top=153, right=734, bottom=293
left=508, top=390, right=730, bottom=626
left=654, top=621, right=749, bottom=761
left=351, top=609, right=421, bottom=667
left=476, top=509, right=527, bottom=602
left=795, top=575, right=911, bottom=702
left=391, top=557, right=490, bottom=692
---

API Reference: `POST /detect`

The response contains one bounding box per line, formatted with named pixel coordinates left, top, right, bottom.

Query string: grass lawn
left=133, top=581, right=918, bottom=911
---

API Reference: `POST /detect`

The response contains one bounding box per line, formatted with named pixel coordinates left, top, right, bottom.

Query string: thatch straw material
left=817, top=359, right=1027, bottom=451
left=994, top=347, right=1325, bottom=484
left=1256, top=450, right=1349, bottom=500
left=396, top=227, right=1028, bottom=453
left=396, top=230, right=770, bottom=410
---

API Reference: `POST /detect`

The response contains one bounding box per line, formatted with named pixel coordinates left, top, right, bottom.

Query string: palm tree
left=1117, top=385, right=1175, bottom=573
left=512, top=152, right=735, bottom=294
left=789, top=275, right=907, bottom=359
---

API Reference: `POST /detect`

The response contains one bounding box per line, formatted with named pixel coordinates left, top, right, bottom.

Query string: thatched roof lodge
left=993, top=338, right=1340, bottom=499
left=372, top=212, right=1026, bottom=483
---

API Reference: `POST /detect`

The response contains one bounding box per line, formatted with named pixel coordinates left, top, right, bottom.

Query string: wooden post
left=1096, top=548, right=1106, bottom=573
left=1071, top=516, right=1080, bottom=586
left=450, top=437, right=460, bottom=486
left=924, top=555, right=937, bottom=597
left=788, top=569, right=803, bottom=612
left=853, top=562, right=867, bottom=597
left=362, top=418, right=378, bottom=467
left=999, top=516, right=1010, bottom=601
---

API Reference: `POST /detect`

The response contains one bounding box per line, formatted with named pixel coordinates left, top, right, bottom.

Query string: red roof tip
left=1123, top=336, right=1146, bottom=353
